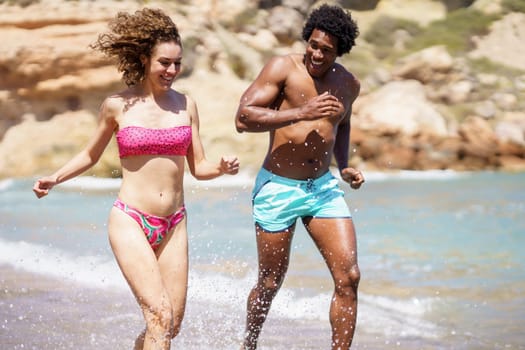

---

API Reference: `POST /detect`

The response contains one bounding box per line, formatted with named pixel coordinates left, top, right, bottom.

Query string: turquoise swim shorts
left=252, top=168, right=351, bottom=232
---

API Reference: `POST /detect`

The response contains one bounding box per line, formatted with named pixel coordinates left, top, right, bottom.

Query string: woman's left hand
left=220, top=156, right=240, bottom=175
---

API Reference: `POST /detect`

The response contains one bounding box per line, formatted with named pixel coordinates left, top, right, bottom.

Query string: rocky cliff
left=1, top=0, right=524, bottom=179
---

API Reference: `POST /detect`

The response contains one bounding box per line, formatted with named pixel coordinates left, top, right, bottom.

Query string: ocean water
left=0, top=170, right=524, bottom=349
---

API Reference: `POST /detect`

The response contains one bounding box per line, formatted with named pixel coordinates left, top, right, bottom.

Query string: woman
left=33, top=8, right=239, bottom=350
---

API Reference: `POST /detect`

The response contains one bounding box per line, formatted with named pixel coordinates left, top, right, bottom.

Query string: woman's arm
left=185, top=96, right=239, bottom=180
left=33, top=98, right=118, bottom=198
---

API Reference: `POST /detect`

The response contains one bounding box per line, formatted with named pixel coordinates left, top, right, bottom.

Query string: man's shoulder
left=333, top=62, right=358, bottom=80
left=333, top=63, right=360, bottom=89
left=259, top=53, right=304, bottom=82
left=266, top=53, right=303, bottom=68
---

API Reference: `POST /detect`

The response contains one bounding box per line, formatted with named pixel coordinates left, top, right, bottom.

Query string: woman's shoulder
left=104, top=87, right=132, bottom=103
left=98, top=91, right=130, bottom=120
left=169, top=89, right=195, bottom=109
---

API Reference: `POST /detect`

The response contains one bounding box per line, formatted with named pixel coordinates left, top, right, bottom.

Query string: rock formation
left=0, top=0, right=524, bottom=179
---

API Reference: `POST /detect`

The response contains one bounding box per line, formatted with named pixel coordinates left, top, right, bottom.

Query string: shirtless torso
left=259, top=53, right=359, bottom=179
left=236, top=46, right=359, bottom=182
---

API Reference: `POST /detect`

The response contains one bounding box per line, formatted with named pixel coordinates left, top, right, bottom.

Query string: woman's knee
left=143, top=301, right=174, bottom=334
left=170, top=315, right=184, bottom=339
left=170, top=323, right=181, bottom=339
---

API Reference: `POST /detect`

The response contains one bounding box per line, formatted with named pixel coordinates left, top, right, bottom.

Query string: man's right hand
left=300, top=92, right=344, bottom=120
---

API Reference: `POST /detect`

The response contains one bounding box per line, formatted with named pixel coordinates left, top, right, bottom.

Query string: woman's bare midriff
left=118, top=155, right=185, bottom=216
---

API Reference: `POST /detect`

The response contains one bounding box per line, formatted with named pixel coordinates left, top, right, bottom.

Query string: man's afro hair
left=302, top=4, right=359, bottom=56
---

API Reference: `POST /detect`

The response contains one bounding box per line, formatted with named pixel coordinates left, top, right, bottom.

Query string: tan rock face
left=0, top=111, right=120, bottom=179
left=0, top=0, right=524, bottom=178
left=0, top=5, right=124, bottom=134
left=354, top=80, right=448, bottom=137
left=469, top=13, right=525, bottom=71
left=392, top=45, right=454, bottom=84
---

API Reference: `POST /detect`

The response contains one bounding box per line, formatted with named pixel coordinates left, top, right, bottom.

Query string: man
left=235, top=4, right=365, bottom=350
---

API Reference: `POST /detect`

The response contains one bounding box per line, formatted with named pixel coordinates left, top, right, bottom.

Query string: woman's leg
left=303, top=217, right=360, bottom=350
left=156, top=216, right=189, bottom=340
left=243, top=224, right=295, bottom=350
left=108, top=207, right=173, bottom=350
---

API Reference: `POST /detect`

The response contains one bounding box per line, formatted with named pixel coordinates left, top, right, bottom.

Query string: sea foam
left=0, top=237, right=441, bottom=340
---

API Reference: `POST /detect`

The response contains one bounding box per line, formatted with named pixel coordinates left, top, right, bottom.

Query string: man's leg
left=243, top=224, right=295, bottom=350
left=303, top=217, right=360, bottom=350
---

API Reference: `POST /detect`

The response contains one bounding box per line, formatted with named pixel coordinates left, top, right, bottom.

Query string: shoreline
left=1, top=168, right=486, bottom=193
left=0, top=265, right=432, bottom=350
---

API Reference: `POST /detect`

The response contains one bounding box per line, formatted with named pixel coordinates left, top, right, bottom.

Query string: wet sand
left=0, top=264, right=401, bottom=350
left=1, top=265, right=141, bottom=350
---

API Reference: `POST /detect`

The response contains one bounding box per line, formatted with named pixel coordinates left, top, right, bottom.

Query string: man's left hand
left=341, top=167, right=364, bottom=189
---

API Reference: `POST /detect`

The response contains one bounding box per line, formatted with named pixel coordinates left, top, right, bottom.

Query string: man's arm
left=334, top=71, right=361, bottom=170
left=334, top=74, right=364, bottom=189
left=335, top=114, right=364, bottom=189
left=334, top=115, right=351, bottom=172
left=235, top=55, right=342, bottom=133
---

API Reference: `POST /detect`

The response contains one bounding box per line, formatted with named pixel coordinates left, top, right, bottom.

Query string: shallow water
left=1, top=170, right=524, bottom=349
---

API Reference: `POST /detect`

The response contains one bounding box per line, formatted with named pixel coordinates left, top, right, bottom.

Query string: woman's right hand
left=33, top=176, right=57, bottom=198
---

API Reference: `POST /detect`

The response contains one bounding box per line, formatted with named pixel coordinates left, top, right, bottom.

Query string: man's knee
left=257, top=271, right=286, bottom=298
left=334, top=264, right=360, bottom=295
left=349, top=264, right=361, bottom=285
left=261, top=275, right=283, bottom=294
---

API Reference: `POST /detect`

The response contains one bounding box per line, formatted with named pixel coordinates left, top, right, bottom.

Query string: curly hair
left=90, top=8, right=181, bottom=87
left=302, top=4, right=359, bottom=56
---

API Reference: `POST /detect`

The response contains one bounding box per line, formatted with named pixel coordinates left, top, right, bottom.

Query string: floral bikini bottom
left=113, top=198, right=186, bottom=250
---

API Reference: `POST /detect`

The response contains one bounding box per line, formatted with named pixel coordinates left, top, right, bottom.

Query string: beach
left=1, top=170, right=524, bottom=349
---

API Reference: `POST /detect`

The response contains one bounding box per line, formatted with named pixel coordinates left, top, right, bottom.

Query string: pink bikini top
left=116, top=125, right=192, bottom=158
